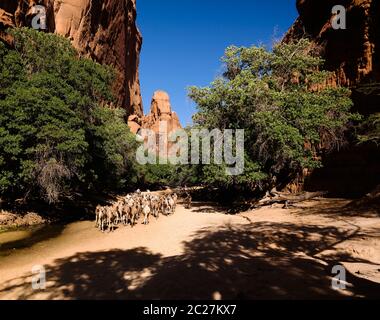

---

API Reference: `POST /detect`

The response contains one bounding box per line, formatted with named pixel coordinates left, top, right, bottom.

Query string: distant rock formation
left=144, top=91, right=182, bottom=135
left=0, top=0, right=143, bottom=116
left=128, top=90, right=182, bottom=136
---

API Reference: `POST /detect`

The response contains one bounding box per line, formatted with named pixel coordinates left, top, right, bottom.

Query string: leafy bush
left=358, top=113, right=380, bottom=145
left=356, top=82, right=380, bottom=146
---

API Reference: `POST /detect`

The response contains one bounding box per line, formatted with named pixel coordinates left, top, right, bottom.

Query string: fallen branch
left=255, top=191, right=328, bottom=209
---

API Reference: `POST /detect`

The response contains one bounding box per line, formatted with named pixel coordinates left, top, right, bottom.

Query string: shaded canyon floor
left=0, top=199, right=379, bottom=299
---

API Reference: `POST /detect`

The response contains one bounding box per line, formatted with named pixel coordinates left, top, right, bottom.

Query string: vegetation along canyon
left=0, top=0, right=379, bottom=301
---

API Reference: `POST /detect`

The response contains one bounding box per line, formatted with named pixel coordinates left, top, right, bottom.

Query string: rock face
left=128, top=91, right=182, bottom=136
left=0, top=0, right=143, bottom=116
left=143, top=91, right=182, bottom=135
left=285, top=0, right=380, bottom=196
left=284, top=0, right=380, bottom=114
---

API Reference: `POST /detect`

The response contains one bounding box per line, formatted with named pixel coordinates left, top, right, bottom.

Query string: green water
left=0, top=224, right=65, bottom=257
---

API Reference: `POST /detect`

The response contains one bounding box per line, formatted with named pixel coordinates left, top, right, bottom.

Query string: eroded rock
left=0, top=0, right=143, bottom=116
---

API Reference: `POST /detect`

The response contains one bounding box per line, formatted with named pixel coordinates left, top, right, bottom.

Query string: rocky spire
left=128, top=90, right=182, bottom=135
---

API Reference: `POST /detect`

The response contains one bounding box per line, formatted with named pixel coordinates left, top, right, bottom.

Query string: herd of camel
left=95, top=190, right=192, bottom=232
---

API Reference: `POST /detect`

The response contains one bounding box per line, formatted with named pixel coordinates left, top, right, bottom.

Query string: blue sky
left=137, top=0, right=298, bottom=126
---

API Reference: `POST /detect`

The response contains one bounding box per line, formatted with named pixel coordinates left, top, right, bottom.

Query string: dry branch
left=255, top=190, right=328, bottom=209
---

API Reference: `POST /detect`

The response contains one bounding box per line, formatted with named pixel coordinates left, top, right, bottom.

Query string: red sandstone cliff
left=284, top=0, right=380, bottom=196
left=0, top=0, right=143, bottom=116
left=284, top=0, right=379, bottom=114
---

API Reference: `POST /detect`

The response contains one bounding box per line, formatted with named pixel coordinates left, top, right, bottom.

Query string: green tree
left=358, top=113, right=380, bottom=145
left=0, top=28, right=137, bottom=203
left=356, top=82, right=380, bottom=146
left=189, top=39, right=359, bottom=192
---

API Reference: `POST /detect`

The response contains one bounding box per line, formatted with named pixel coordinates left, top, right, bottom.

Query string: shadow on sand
left=292, top=198, right=380, bottom=218
left=1, top=221, right=379, bottom=300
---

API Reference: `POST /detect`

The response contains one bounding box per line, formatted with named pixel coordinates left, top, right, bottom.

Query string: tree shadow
left=189, top=202, right=230, bottom=214
left=0, top=248, right=162, bottom=300
left=189, top=201, right=253, bottom=215
left=292, top=198, right=380, bottom=218
left=1, top=223, right=379, bottom=300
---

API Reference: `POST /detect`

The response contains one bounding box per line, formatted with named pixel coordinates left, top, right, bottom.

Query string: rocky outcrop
left=0, top=0, right=143, bottom=116
left=284, top=0, right=380, bottom=114
left=0, top=8, right=13, bottom=44
left=128, top=90, right=182, bottom=135
left=143, top=91, right=182, bottom=135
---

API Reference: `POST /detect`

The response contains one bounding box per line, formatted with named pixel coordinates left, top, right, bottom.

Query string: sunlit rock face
left=128, top=91, right=182, bottom=159
left=128, top=91, right=182, bottom=136
left=0, top=0, right=143, bottom=116
left=143, top=91, right=182, bottom=135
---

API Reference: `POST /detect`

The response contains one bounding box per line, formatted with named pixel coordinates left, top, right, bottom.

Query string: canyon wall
left=285, top=0, right=380, bottom=196
left=285, top=0, right=380, bottom=114
left=1, top=1, right=182, bottom=155
left=0, top=0, right=143, bottom=116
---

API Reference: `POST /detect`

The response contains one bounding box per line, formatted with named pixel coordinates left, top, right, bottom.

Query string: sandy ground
left=0, top=199, right=379, bottom=300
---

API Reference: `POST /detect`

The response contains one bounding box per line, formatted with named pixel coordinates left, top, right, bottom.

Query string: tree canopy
left=0, top=28, right=138, bottom=203
left=188, top=39, right=359, bottom=192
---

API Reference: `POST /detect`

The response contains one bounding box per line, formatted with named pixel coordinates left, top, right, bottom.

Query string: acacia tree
left=189, top=39, right=359, bottom=192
